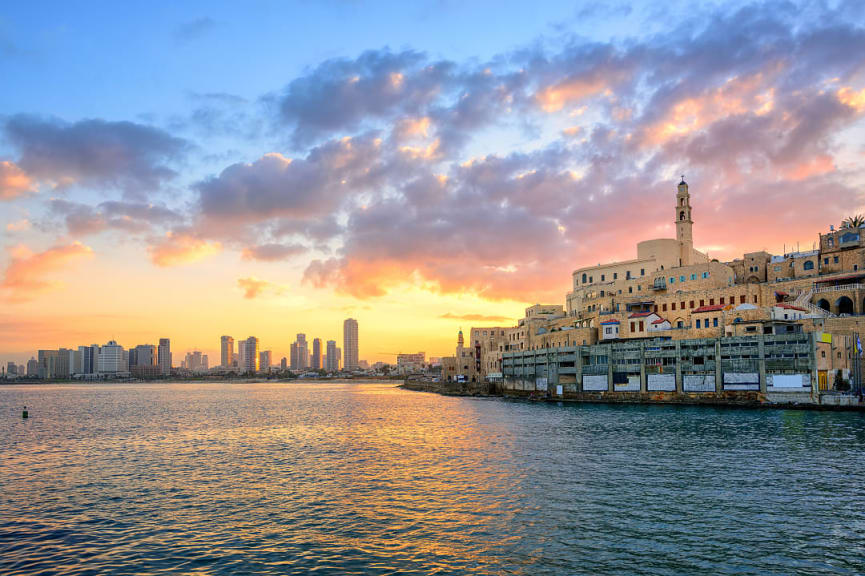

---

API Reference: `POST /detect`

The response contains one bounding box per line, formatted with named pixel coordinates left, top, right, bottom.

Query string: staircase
left=792, top=288, right=834, bottom=317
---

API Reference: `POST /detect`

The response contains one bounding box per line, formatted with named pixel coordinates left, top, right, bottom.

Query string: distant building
left=280, top=357, right=287, bottom=370
left=183, top=351, right=207, bottom=373
left=397, top=352, right=425, bottom=375
left=97, top=341, right=129, bottom=375
left=311, top=338, right=322, bottom=370
left=291, top=334, right=308, bottom=370
left=26, top=357, right=38, bottom=376
left=220, top=336, right=234, bottom=368
left=259, top=350, right=272, bottom=371
left=343, top=318, right=359, bottom=370
left=6, top=362, right=17, bottom=376
left=242, top=337, right=259, bottom=373
left=158, top=338, right=171, bottom=376
left=325, top=340, right=340, bottom=372
left=129, top=344, right=159, bottom=378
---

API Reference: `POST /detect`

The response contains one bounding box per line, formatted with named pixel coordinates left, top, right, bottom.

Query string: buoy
left=22, top=406, right=28, bottom=419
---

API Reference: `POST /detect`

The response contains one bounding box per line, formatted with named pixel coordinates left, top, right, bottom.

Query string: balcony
left=651, top=278, right=667, bottom=291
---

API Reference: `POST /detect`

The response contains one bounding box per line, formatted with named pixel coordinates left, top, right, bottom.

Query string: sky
left=2, top=0, right=865, bottom=365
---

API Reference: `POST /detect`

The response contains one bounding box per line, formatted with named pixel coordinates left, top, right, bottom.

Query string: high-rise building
left=259, top=350, right=272, bottom=371
left=220, top=336, right=234, bottom=368
left=242, top=337, right=259, bottom=373
left=26, top=357, right=38, bottom=376
left=311, top=338, right=322, bottom=370
left=158, top=338, right=171, bottom=376
left=97, top=341, right=129, bottom=375
left=291, top=334, right=308, bottom=370
left=184, top=351, right=206, bottom=372
left=343, top=318, right=359, bottom=370
left=325, top=340, right=340, bottom=372
left=6, top=362, right=17, bottom=376
left=280, top=357, right=287, bottom=370
left=129, top=344, right=159, bottom=378
left=76, top=345, right=98, bottom=375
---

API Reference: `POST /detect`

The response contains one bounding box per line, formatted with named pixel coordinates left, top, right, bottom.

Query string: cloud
left=0, top=161, right=36, bottom=200
left=440, top=312, right=513, bottom=322
left=49, top=199, right=184, bottom=236
left=174, top=17, right=217, bottom=43
left=3, top=116, right=188, bottom=196
left=241, top=243, right=307, bottom=262
left=6, top=219, right=30, bottom=232
left=1, top=242, right=94, bottom=301
left=148, top=231, right=221, bottom=267
left=237, top=276, right=280, bottom=299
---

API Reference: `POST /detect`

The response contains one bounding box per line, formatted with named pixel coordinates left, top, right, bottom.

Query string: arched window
left=680, top=211, right=685, bottom=221
left=803, top=261, right=815, bottom=271
left=582, top=273, right=587, bottom=284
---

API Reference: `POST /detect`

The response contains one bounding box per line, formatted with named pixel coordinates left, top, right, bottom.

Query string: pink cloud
left=0, top=161, right=36, bottom=200
left=1, top=242, right=94, bottom=301
left=148, top=231, right=221, bottom=267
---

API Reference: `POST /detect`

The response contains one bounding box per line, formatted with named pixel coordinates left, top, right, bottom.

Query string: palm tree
left=842, top=214, right=865, bottom=229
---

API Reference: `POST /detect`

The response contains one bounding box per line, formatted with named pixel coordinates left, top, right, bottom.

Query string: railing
left=814, top=283, right=865, bottom=293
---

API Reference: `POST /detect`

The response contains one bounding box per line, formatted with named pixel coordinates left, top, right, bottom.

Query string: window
left=582, top=273, right=587, bottom=283
left=626, top=271, right=631, bottom=280
left=713, top=318, right=719, bottom=327
left=699, top=300, right=705, bottom=307
left=638, top=286, right=642, bottom=291
left=710, top=298, right=715, bottom=305
left=677, top=321, right=684, bottom=328
left=774, top=266, right=781, bottom=272
left=829, top=238, right=835, bottom=247
left=824, top=258, right=829, bottom=265
left=680, top=275, right=686, bottom=282
left=691, top=273, right=697, bottom=280
left=590, top=276, right=594, bottom=283
left=696, top=319, right=701, bottom=329
left=740, top=295, right=746, bottom=304
left=720, top=297, right=725, bottom=305
left=672, top=303, right=677, bottom=311
left=639, top=321, right=644, bottom=331
left=630, top=322, right=636, bottom=332
left=702, top=272, right=709, bottom=279
left=641, top=268, right=645, bottom=276
left=601, top=274, right=605, bottom=282
left=821, top=350, right=826, bottom=358
left=803, top=261, right=815, bottom=271
left=670, top=277, right=675, bottom=284
left=663, top=304, right=668, bottom=312
left=681, top=301, right=685, bottom=310
left=690, top=300, right=695, bottom=308
left=753, top=295, right=758, bottom=303
left=629, top=286, right=633, bottom=294
left=834, top=256, right=839, bottom=264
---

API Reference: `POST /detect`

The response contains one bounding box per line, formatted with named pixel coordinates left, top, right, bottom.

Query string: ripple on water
left=2, top=382, right=865, bottom=575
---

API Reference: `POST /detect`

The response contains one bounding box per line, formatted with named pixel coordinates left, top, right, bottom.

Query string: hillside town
left=438, top=179, right=864, bottom=404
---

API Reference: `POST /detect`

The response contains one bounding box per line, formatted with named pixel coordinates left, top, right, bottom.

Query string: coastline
left=400, top=379, right=865, bottom=412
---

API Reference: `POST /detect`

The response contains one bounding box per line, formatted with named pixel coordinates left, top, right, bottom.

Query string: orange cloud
left=0, top=161, right=36, bottom=200
left=838, top=86, right=865, bottom=112
left=6, top=219, right=31, bottom=232
left=536, top=76, right=609, bottom=112
left=643, top=73, right=775, bottom=145
left=1, top=242, right=94, bottom=301
left=148, top=231, right=221, bottom=267
left=237, top=276, right=273, bottom=299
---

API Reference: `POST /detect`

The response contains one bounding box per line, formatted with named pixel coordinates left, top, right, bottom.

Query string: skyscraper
left=243, top=337, right=259, bottom=373
left=259, top=350, right=272, bottom=371
left=220, top=336, right=234, bottom=368
left=158, top=338, right=171, bottom=376
left=343, top=318, right=358, bottom=370
left=311, top=338, right=322, bottom=370
left=291, top=334, right=308, bottom=370
left=325, top=340, right=340, bottom=372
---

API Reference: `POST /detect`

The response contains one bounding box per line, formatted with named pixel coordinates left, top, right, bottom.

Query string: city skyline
left=2, top=1, right=865, bottom=365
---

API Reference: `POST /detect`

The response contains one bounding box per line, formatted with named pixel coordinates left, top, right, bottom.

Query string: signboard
left=648, top=373, right=676, bottom=391
left=683, top=374, right=715, bottom=392
left=723, top=372, right=760, bottom=390
left=767, top=374, right=809, bottom=389
left=615, top=375, right=641, bottom=392
left=582, top=375, right=608, bottom=391
left=535, top=377, right=548, bottom=391
left=556, top=385, right=563, bottom=396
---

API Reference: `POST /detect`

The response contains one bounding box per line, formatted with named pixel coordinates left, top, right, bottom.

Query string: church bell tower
left=676, top=177, right=693, bottom=265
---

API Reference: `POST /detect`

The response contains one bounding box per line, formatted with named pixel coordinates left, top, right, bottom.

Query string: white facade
left=343, top=318, right=359, bottom=370
left=97, top=341, right=129, bottom=375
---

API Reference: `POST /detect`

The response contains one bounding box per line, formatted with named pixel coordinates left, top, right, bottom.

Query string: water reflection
left=1, top=382, right=864, bottom=575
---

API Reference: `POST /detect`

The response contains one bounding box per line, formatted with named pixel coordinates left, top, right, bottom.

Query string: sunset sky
left=2, top=0, right=865, bottom=365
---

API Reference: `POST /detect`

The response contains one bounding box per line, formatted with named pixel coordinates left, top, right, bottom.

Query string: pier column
left=715, top=339, right=723, bottom=393
left=675, top=340, right=683, bottom=394
left=607, top=352, right=614, bottom=393
left=575, top=346, right=584, bottom=392
left=758, top=334, right=767, bottom=394
left=640, top=341, right=647, bottom=393
left=809, top=331, right=818, bottom=398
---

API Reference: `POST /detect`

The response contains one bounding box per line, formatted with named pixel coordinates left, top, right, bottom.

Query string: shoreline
left=399, top=380, right=865, bottom=412
left=1, top=377, right=402, bottom=386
